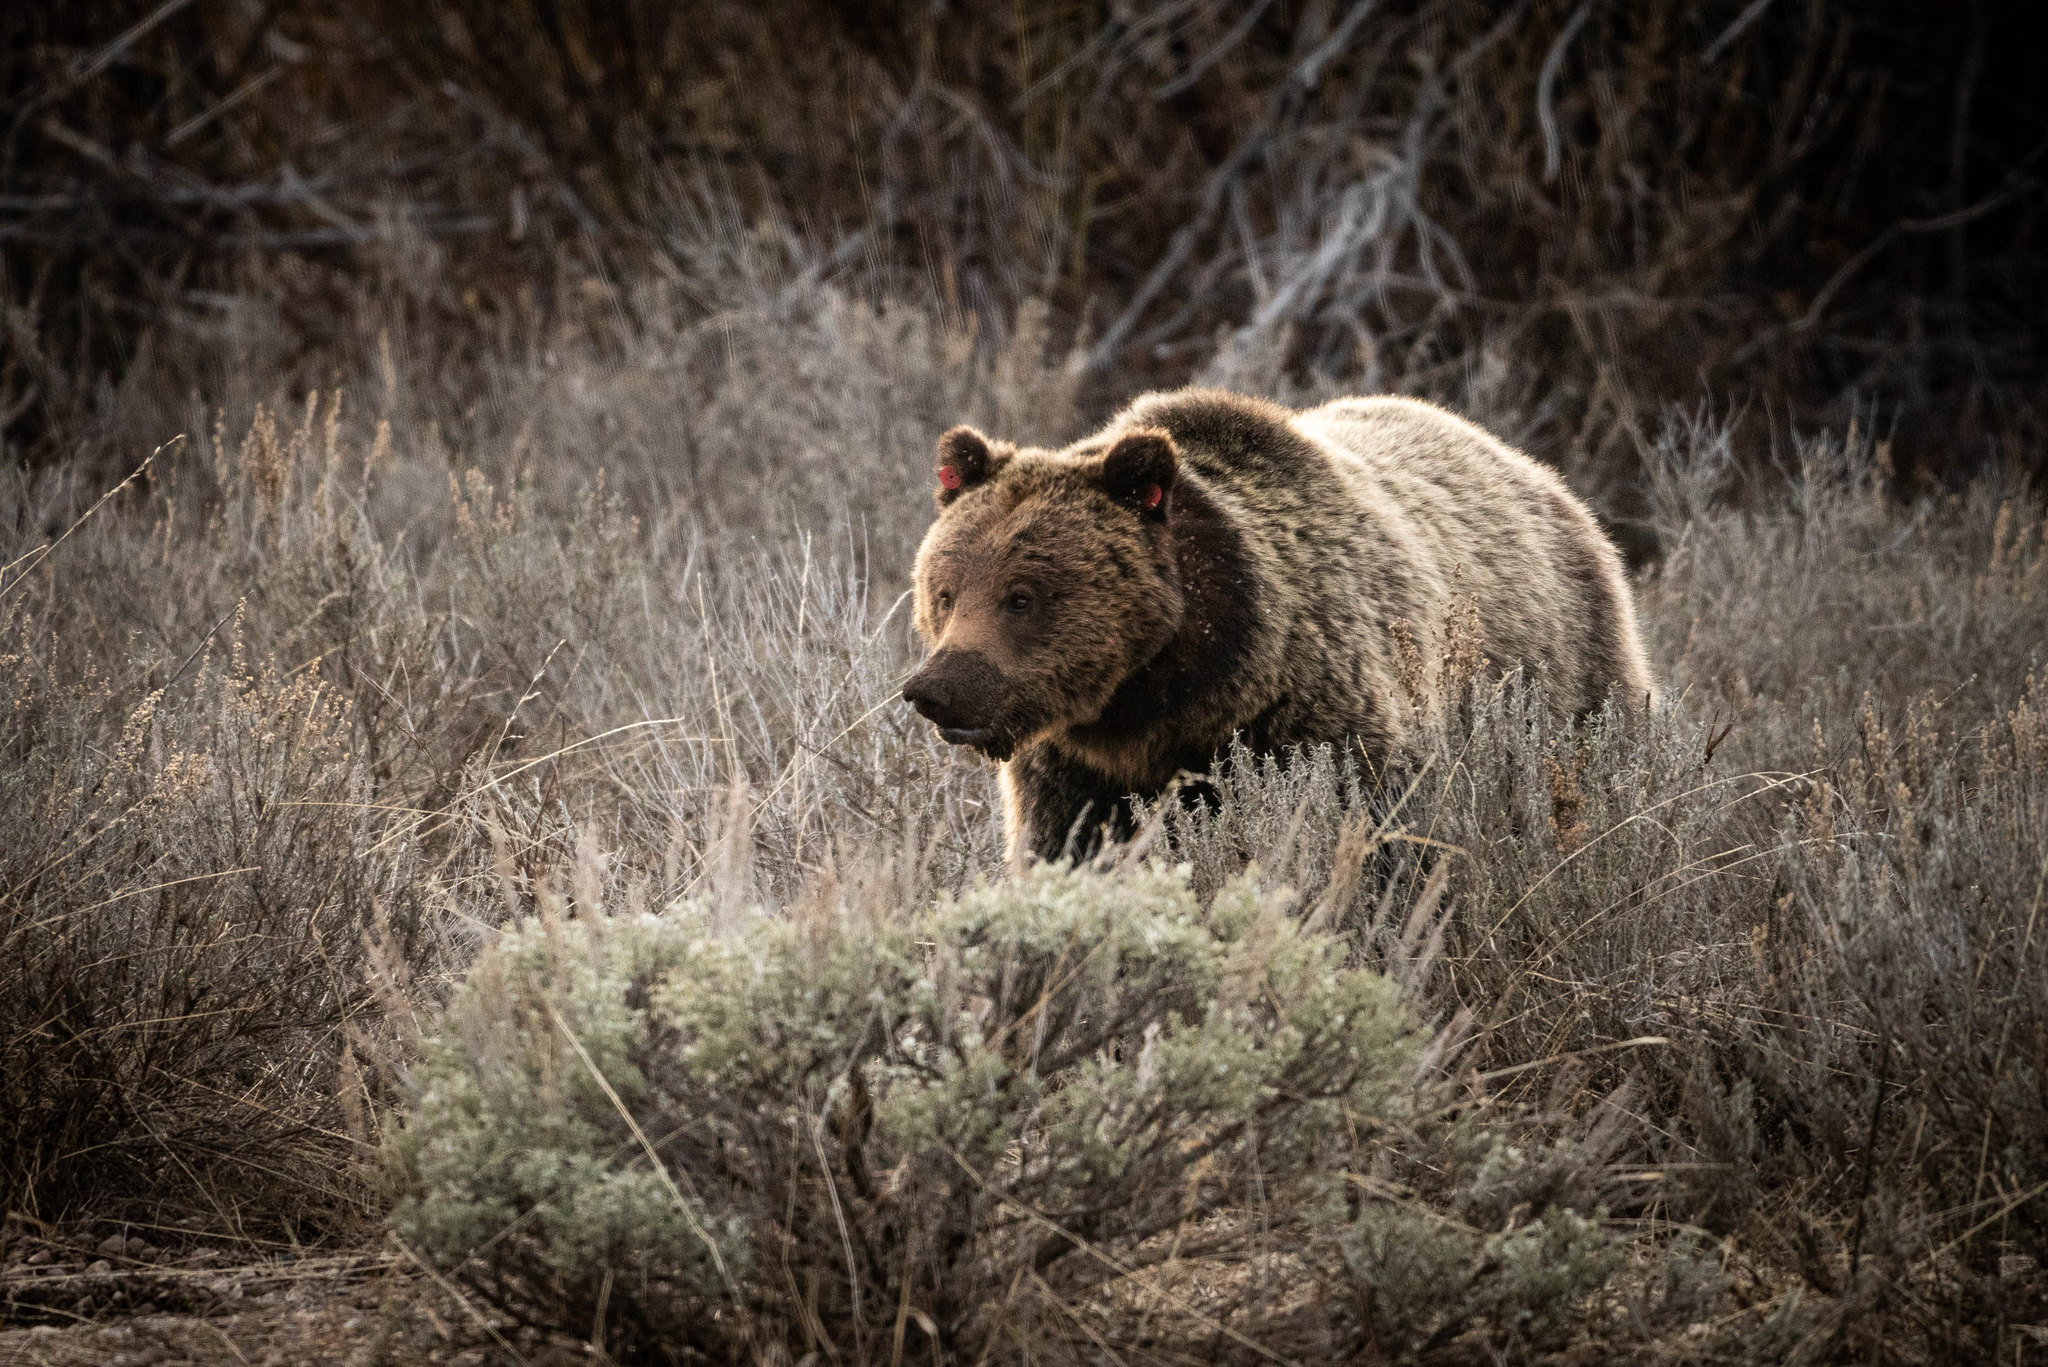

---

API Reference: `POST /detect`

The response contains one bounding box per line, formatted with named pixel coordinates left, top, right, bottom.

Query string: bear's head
left=903, top=424, right=1184, bottom=761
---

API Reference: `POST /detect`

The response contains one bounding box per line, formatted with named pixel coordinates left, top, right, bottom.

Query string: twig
left=66, top=0, right=201, bottom=89
left=1085, top=126, right=1273, bottom=371
left=0, top=436, right=178, bottom=600
left=1846, top=1036, right=1892, bottom=1282
left=1155, top=0, right=1278, bottom=99
left=1467, top=1035, right=1668, bottom=1085
left=162, top=600, right=243, bottom=693
left=1538, top=2, right=1592, bottom=184
left=482, top=639, right=565, bottom=770
left=1794, top=135, right=2048, bottom=333
left=942, top=1147, right=1302, bottom=1367
left=1701, top=0, right=1777, bottom=64
left=1290, top=0, right=1382, bottom=92
left=1479, top=768, right=1821, bottom=944
left=1965, top=851, right=2048, bottom=1249
left=3, top=0, right=200, bottom=177
left=1923, top=1178, right=2048, bottom=1271
left=808, top=1110, right=867, bottom=1356
left=543, top=1003, right=752, bottom=1316
left=166, top=67, right=282, bottom=148
left=391, top=1232, right=531, bottom=1367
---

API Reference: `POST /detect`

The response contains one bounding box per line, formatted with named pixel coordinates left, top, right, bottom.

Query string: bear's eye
left=1004, top=590, right=1034, bottom=615
left=935, top=589, right=953, bottom=613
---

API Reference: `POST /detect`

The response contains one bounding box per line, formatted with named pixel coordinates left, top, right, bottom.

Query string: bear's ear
left=934, top=426, right=1006, bottom=507
left=1097, top=428, right=1178, bottom=521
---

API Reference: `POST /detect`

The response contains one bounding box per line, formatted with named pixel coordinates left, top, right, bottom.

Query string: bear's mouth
left=938, top=725, right=1016, bottom=763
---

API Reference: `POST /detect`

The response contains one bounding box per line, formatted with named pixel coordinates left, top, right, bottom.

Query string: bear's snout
left=902, top=649, right=1009, bottom=751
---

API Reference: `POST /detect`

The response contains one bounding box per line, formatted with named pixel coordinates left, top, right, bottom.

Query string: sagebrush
left=393, top=859, right=1676, bottom=1363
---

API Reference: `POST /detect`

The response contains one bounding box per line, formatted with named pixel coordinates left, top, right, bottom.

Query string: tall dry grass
left=1, top=280, right=1072, bottom=1239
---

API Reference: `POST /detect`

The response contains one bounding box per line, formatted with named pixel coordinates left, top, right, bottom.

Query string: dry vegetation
left=4, top=2, right=2047, bottom=1364
left=1, top=273, right=2043, bottom=1361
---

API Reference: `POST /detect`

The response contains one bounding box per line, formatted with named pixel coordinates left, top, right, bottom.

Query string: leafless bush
left=5, top=2, right=2042, bottom=483
left=0, top=599, right=428, bottom=1229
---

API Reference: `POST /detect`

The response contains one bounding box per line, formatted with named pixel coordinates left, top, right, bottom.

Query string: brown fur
left=904, top=388, right=1656, bottom=864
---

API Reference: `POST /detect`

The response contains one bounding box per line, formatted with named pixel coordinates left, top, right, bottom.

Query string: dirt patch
left=1, top=1237, right=499, bottom=1367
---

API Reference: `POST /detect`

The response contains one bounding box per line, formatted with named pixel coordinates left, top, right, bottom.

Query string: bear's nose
left=901, top=672, right=956, bottom=725
left=903, top=649, right=1004, bottom=741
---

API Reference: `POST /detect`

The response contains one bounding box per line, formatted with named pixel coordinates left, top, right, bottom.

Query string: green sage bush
left=390, top=861, right=1642, bottom=1363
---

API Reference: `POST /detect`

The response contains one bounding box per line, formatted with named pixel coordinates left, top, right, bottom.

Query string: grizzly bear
left=902, top=388, right=1655, bottom=864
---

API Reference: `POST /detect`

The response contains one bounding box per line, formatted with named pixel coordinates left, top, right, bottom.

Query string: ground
left=0, top=1236, right=531, bottom=1367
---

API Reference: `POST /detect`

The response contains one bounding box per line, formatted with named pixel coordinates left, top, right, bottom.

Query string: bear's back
left=1293, top=395, right=1563, bottom=509
left=1110, top=386, right=1652, bottom=720
left=1297, top=394, right=1654, bottom=713
left=1113, top=388, right=1325, bottom=487
left=1116, top=389, right=1557, bottom=519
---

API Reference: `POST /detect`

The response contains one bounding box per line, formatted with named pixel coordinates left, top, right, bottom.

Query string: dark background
left=5, top=0, right=2044, bottom=491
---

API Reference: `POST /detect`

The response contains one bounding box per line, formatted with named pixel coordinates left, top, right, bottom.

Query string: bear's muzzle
left=902, top=649, right=1015, bottom=758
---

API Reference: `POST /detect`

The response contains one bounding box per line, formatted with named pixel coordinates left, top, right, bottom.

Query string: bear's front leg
left=1000, top=742, right=1139, bottom=868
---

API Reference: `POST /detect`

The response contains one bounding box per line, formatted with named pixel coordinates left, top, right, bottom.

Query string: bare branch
left=1538, top=2, right=1592, bottom=185
left=1291, top=0, right=1381, bottom=92
left=1702, top=0, right=1777, bottom=64
left=1156, top=0, right=1278, bottom=99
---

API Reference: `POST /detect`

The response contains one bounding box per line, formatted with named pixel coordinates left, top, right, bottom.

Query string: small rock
left=26, top=1248, right=54, bottom=1266
left=125, top=1235, right=150, bottom=1255
left=189, top=1247, right=222, bottom=1266
left=134, top=1242, right=159, bottom=1262
left=74, top=1294, right=97, bottom=1313
left=98, top=1233, right=129, bottom=1256
left=87, top=1258, right=114, bottom=1275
